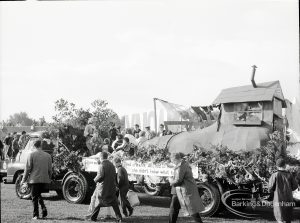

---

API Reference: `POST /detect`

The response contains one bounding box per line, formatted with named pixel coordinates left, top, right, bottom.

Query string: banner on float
left=82, top=158, right=199, bottom=179
left=123, top=160, right=199, bottom=178
left=123, top=160, right=175, bottom=177
left=82, top=158, right=99, bottom=172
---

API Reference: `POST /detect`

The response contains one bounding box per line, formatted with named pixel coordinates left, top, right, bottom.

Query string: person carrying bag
left=169, top=152, right=204, bottom=223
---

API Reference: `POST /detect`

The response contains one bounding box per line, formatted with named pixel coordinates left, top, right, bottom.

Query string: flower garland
left=122, top=131, right=300, bottom=185
left=44, top=126, right=300, bottom=186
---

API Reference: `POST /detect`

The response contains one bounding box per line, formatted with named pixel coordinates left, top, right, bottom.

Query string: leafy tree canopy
left=5, top=112, right=34, bottom=126
left=52, top=98, right=122, bottom=138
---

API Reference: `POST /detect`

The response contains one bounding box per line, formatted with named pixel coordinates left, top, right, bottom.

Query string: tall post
left=153, top=98, right=158, bottom=133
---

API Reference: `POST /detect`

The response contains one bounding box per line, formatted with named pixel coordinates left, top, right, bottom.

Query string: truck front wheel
left=198, top=182, right=221, bottom=217
left=143, top=182, right=161, bottom=196
left=15, top=173, right=32, bottom=200
left=62, top=173, right=88, bottom=204
left=143, top=176, right=161, bottom=196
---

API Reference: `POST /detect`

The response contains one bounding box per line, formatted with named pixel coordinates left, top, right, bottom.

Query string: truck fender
left=13, top=170, right=25, bottom=183
left=61, top=171, right=93, bottom=186
left=61, top=171, right=78, bottom=185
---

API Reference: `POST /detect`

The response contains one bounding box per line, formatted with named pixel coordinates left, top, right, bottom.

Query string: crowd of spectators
left=84, top=120, right=173, bottom=157
left=0, top=131, right=28, bottom=160
left=0, top=121, right=173, bottom=160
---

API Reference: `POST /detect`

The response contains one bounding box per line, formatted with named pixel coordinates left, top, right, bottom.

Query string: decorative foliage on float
left=43, top=126, right=300, bottom=186
left=122, top=131, right=300, bottom=185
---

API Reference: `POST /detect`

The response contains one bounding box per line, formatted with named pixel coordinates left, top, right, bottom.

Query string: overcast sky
left=0, top=0, right=299, bottom=122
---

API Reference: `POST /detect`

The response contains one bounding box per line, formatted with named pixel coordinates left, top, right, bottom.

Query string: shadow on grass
left=212, top=207, right=275, bottom=222
left=139, top=195, right=171, bottom=208
left=44, top=216, right=171, bottom=222
left=45, top=217, right=85, bottom=221
left=43, top=193, right=92, bottom=204
left=123, top=216, right=169, bottom=222
left=43, top=195, right=64, bottom=201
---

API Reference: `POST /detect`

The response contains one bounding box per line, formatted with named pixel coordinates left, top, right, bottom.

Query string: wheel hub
left=67, top=178, right=81, bottom=198
left=200, top=188, right=214, bottom=211
left=20, top=183, right=29, bottom=194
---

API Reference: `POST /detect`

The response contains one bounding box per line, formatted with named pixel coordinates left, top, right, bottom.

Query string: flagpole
left=153, top=98, right=158, bottom=133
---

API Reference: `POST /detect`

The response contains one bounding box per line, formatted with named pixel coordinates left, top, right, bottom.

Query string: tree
left=91, top=99, right=121, bottom=138
left=52, top=98, right=121, bottom=138
left=52, top=99, right=77, bottom=125
left=7, top=112, right=34, bottom=126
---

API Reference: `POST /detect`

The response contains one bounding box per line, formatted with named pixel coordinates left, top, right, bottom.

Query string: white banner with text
left=82, top=158, right=198, bottom=179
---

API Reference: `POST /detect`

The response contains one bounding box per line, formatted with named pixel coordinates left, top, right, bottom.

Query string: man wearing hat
left=268, top=158, right=298, bottom=223
left=89, top=152, right=122, bottom=222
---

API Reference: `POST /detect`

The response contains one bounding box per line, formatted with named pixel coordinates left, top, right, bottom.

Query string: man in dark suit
left=158, top=124, right=167, bottom=137
left=21, top=140, right=52, bottom=220
left=113, top=157, right=133, bottom=217
left=109, top=123, right=118, bottom=143
left=90, top=152, right=122, bottom=222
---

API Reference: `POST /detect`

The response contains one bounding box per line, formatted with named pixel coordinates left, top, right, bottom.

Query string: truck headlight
left=3, top=162, right=7, bottom=170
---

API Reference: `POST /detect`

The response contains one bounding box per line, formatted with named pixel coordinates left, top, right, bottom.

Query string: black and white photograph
left=0, top=0, right=299, bottom=223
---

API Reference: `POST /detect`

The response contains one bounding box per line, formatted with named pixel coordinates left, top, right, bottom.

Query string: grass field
left=1, top=182, right=300, bottom=223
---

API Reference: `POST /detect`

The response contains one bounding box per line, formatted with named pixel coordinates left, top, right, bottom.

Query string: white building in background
left=124, top=100, right=184, bottom=133
left=124, top=99, right=218, bottom=133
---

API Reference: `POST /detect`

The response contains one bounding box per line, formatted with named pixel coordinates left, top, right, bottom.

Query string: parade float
left=12, top=68, right=300, bottom=219
left=83, top=68, right=300, bottom=218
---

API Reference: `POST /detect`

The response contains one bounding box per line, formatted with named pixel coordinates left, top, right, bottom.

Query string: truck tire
left=143, top=176, right=161, bottom=196
left=62, top=172, right=88, bottom=204
left=197, top=182, right=221, bottom=217
left=143, top=183, right=161, bottom=196
left=15, top=174, right=32, bottom=200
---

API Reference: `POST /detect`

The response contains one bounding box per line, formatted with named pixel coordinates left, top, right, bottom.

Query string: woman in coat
left=169, top=152, right=204, bottom=223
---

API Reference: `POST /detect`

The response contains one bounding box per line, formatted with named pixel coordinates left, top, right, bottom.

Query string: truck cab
left=5, top=131, right=54, bottom=184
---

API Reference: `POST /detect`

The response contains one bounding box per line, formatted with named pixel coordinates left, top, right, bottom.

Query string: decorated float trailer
left=114, top=70, right=299, bottom=218
left=12, top=69, right=299, bottom=216
left=81, top=73, right=300, bottom=219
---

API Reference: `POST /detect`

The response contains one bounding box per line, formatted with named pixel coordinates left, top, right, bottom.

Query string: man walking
left=12, top=133, right=20, bottom=159
left=4, top=133, right=13, bottom=159
left=168, top=153, right=204, bottom=223
left=113, top=157, right=133, bottom=217
left=269, top=158, right=298, bottom=223
left=21, top=140, right=52, bottom=220
left=90, top=152, right=122, bottom=222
